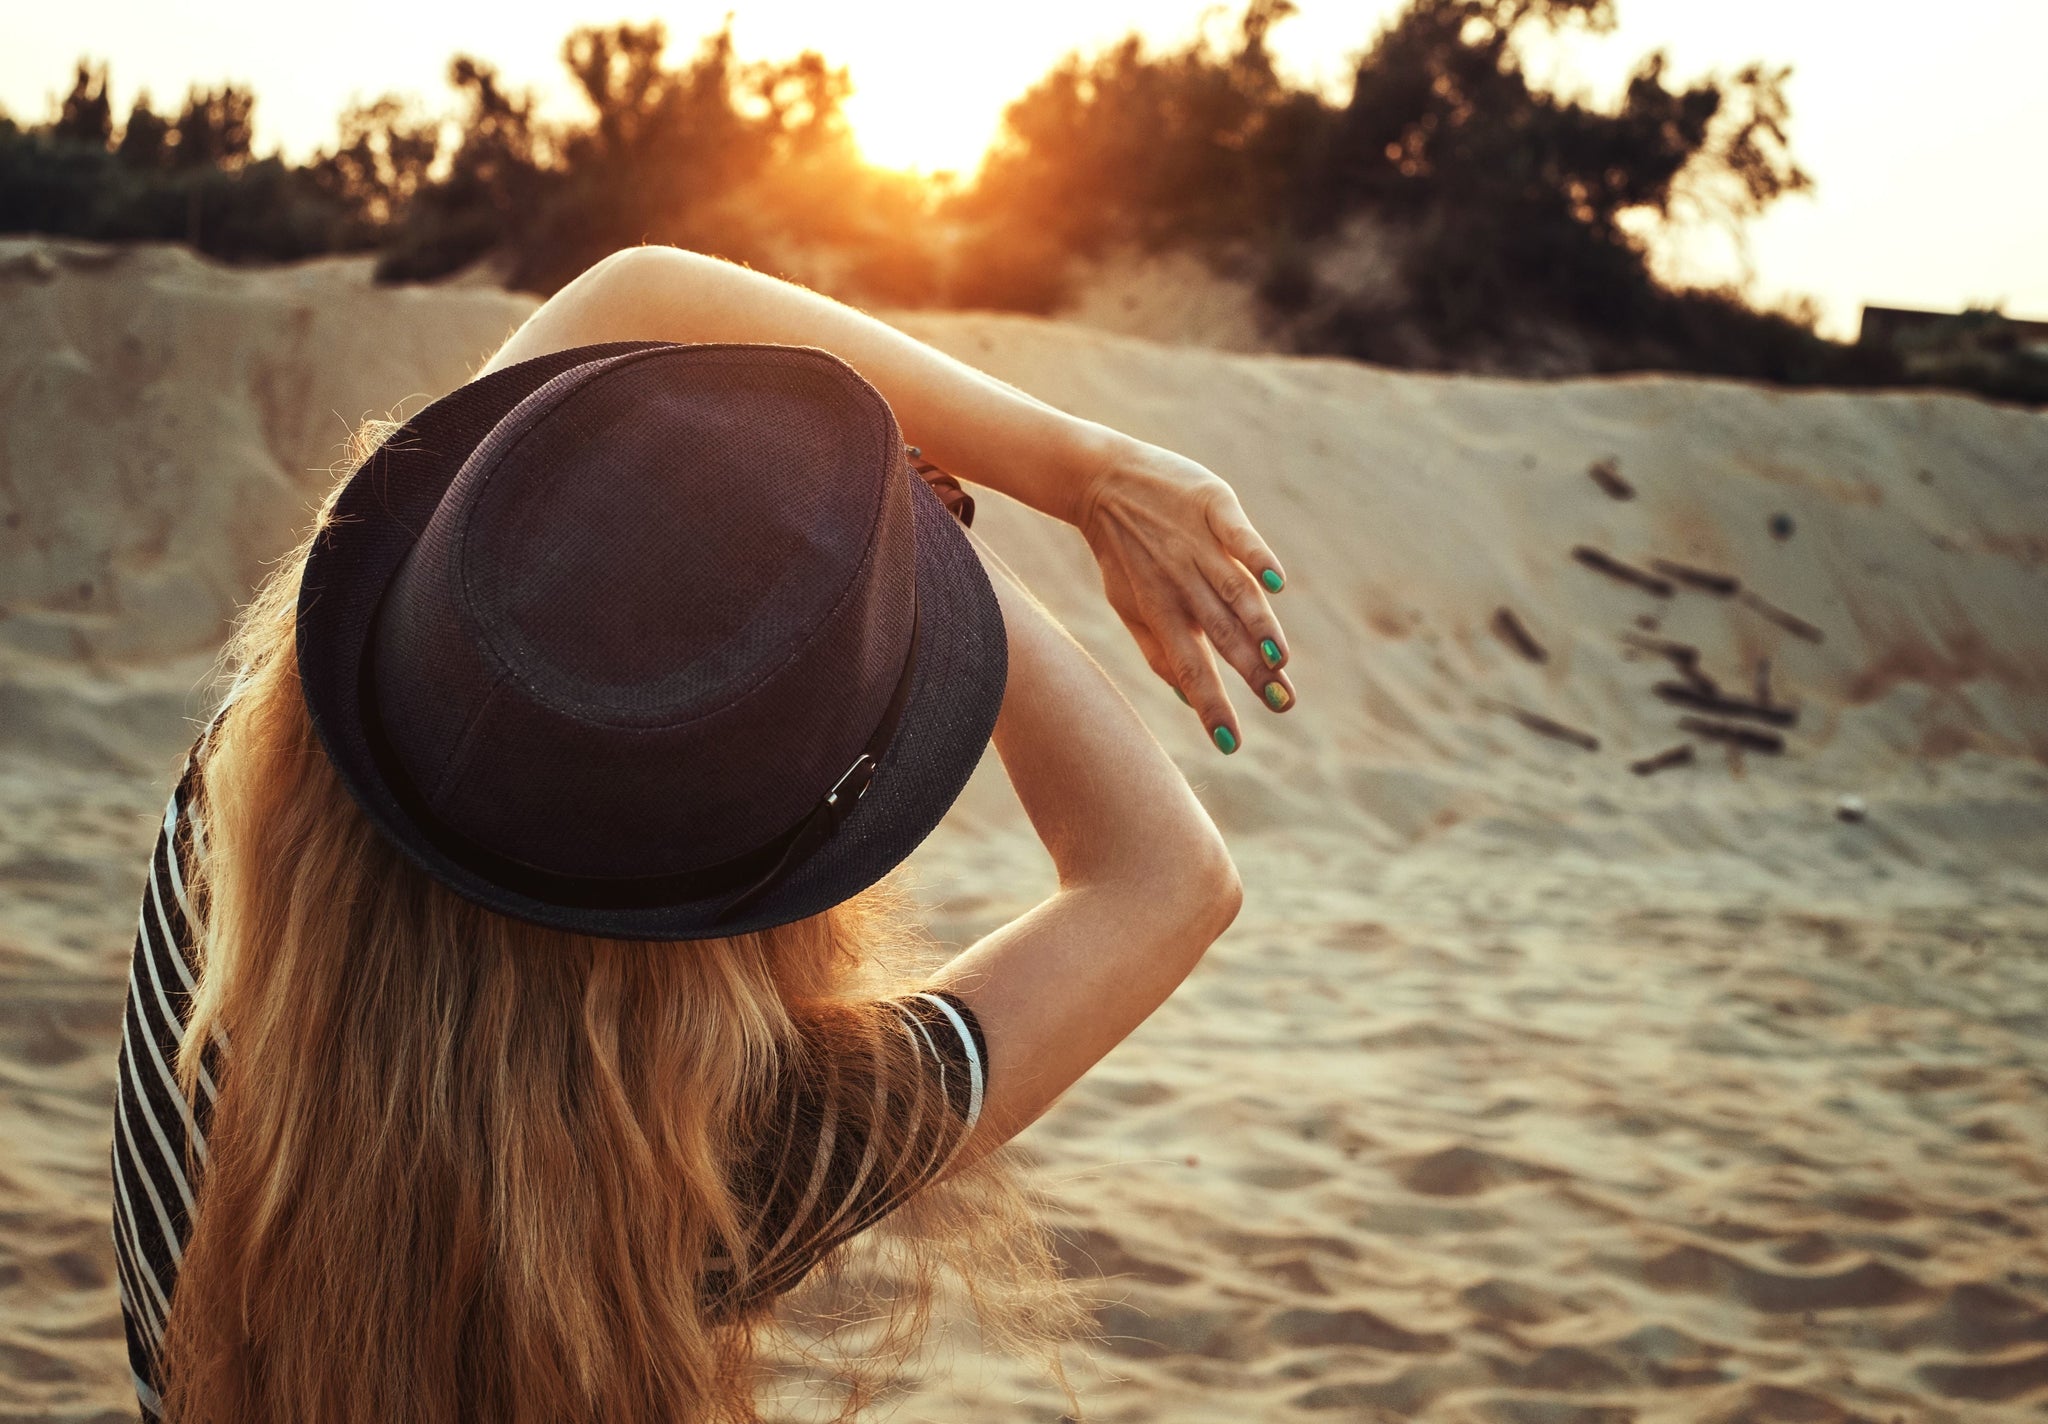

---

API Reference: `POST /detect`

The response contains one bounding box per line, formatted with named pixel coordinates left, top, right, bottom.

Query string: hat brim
left=297, top=342, right=1008, bottom=941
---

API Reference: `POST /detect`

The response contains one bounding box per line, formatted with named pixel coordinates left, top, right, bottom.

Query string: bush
left=0, top=66, right=375, bottom=261
left=0, top=3, right=2031, bottom=403
left=950, top=0, right=1897, bottom=384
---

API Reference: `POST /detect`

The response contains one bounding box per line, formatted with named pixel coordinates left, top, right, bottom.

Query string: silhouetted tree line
left=3, top=2, right=2035, bottom=399
left=0, top=60, right=352, bottom=259
left=958, top=0, right=1899, bottom=385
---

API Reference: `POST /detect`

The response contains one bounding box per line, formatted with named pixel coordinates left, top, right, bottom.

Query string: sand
left=4, top=238, right=2046, bottom=1423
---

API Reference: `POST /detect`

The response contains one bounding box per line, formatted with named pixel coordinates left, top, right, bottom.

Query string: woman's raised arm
left=489, top=247, right=1121, bottom=529
left=480, top=247, right=1298, bottom=750
left=933, top=530, right=1240, bottom=1154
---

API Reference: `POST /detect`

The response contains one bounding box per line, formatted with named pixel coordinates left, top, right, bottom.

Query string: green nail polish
left=1264, top=681, right=1291, bottom=711
left=1174, top=686, right=1190, bottom=706
left=1261, top=568, right=1285, bottom=593
left=1260, top=638, right=1282, bottom=668
left=1212, top=725, right=1238, bottom=754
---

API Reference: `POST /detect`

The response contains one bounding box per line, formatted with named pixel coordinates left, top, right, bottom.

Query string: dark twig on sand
left=1739, top=590, right=1825, bottom=643
left=1754, top=657, right=1773, bottom=707
left=1573, top=546, right=1674, bottom=597
left=1673, top=662, right=1717, bottom=695
left=1678, top=716, right=1785, bottom=754
left=1649, top=558, right=1740, bottom=596
left=1587, top=457, right=1635, bottom=500
left=1486, top=700, right=1601, bottom=751
left=1653, top=682, right=1798, bottom=727
left=1619, top=633, right=1718, bottom=694
left=1630, top=744, right=1695, bottom=776
left=1491, top=606, right=1548, bottom=663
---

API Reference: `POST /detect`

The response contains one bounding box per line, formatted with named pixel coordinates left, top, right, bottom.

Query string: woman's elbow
left=1198, top=837, right=1244, bottom=938
left=1073, top=825, right=1238, bottom=959
left=1163, top=829, right=1242, bottom=947
left=577, top=244, right=696, bottom=307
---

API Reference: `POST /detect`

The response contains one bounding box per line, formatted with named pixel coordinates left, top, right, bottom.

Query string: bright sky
left=5, top=0, right=2043, bottom=337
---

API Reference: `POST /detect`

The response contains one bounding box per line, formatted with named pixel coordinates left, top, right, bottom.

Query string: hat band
left=359, top=597, right=921, bottom=921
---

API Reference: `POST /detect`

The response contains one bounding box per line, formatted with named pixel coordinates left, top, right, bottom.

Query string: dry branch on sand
left=1649, top=557, right=1740, bottom=596
left=1629, top=743, right=1695, bottom=776
left=1620, top=633, right=1717, bottom=694
left=1652, top=682, right=1798, bottom=728
left=1587, top=457, right=1634, bottom=500
left=1487, top=701, right=1601, bottom=752
left=1739, top=589, right=1825, bottom=643
left=1573, top=546, right=1674, bottom=598
left=1491, top=606, right=1548, bottom=664
left=1678, top=717, right=1786, bottom=754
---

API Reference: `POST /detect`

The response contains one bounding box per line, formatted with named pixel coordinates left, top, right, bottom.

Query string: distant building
left=1857, top=305, right=2048, bottom=401
left=1859, top=305, right=2048, bottom=354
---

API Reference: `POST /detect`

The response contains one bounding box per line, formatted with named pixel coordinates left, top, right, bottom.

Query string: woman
left=110, top=247, right=1295, bottom=1423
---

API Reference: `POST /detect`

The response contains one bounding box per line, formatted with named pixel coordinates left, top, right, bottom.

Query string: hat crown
left=368, top=346, right=916, bottom=881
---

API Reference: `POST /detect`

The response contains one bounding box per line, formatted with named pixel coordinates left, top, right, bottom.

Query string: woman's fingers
left=1128, top=576, right=1237, bottom=750
left=1204, top=487, right=1286, bottom=593
left=1198, top=550, right=1287, bottom=667
left=1165, top=626, right=1239, bottom=753
left=1100, top=509, right=1295, bottom=749
left=1185, top=574, right=1295, bottom=715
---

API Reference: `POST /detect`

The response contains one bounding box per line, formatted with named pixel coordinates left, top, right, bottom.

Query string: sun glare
left=827, top=44, right=1016, bottom=176
left=841, top=84, right=1001, bottom=176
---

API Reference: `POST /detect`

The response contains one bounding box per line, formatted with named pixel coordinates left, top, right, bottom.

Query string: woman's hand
left=1074, top=436, right=1294, bottom=752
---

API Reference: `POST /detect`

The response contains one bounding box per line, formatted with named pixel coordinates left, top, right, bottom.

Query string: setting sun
left=839, top=69, right=1003, bottom=176
left=716, top=0, right=1301, bottom=178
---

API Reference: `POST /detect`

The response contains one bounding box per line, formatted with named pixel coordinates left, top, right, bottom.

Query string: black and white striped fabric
left=111, top=748, right=987, bottom=1419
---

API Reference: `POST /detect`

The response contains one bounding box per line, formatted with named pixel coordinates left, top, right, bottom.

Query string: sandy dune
left=4, top=239, right=2046, bottom=1423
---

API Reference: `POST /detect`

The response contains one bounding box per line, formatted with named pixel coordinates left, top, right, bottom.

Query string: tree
left=376, top=57, right=552, bottom=280
left=52, top=62, right=114, bottom=147
left=170, top=85, right=256, bottom=170
left=117, top=93, right=172, bottom=168
left=955, top=0, right=1318, bottom=307
left=954, top=0, right=1847, bottom=380
left=306, top=95, right=440, bottom=230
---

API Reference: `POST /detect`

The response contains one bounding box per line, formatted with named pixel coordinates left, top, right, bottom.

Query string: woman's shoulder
left=132, top=726, right=214, bottom=997
left=884, top=990, right=988, bottom=1120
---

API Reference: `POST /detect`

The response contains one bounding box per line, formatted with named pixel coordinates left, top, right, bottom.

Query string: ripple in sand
left=1395, top=1144, right=1566, bottom=1197
left=1629, top=1242, right=1928, bottom=1313
left=1885, top=1280, right=2048, bottom=1353
left=1701, top=1382, right=1866, bottom=1424
left=1094, top=1300, right=1256, bottom=1360
left=1289, top=1356, right=1493, bottom=1416
left=1459, top=1276, right=1589, bottom=1326
left=1914, top=1345, right=2048, bottom=1401
left=1267, top=1306, right=1452, bottom=1353
left=1052, top=1226, right=1195, bottom=1286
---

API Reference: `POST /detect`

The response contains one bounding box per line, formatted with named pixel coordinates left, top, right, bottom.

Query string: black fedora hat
left=295, top=341, right=1007, bottom=940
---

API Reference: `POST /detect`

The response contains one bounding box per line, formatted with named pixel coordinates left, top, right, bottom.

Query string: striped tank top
left=111, top=745, right=987, bottom=1419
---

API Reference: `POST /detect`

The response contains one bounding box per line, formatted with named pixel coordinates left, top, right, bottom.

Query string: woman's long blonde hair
left=159, top=435, right=1078, bottom=1424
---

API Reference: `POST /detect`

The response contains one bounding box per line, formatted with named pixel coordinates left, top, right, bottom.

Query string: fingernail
left=1174, top=686, right=1190, bottom=706
left=1263, top=681, right=1292, bottom=711
left=1211, top=725, right=1238, bottom=754
left=1260, top=638, right=1282, bottom=668
left=1260, top=568, right=1285, bottom=593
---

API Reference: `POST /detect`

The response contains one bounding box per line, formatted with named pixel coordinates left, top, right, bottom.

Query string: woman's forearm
left=929, top=531, right=1237, bottom=1146
left=965, top=530, right=1232, bottom=898
left=480, top=246, right=1126, bottom=525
